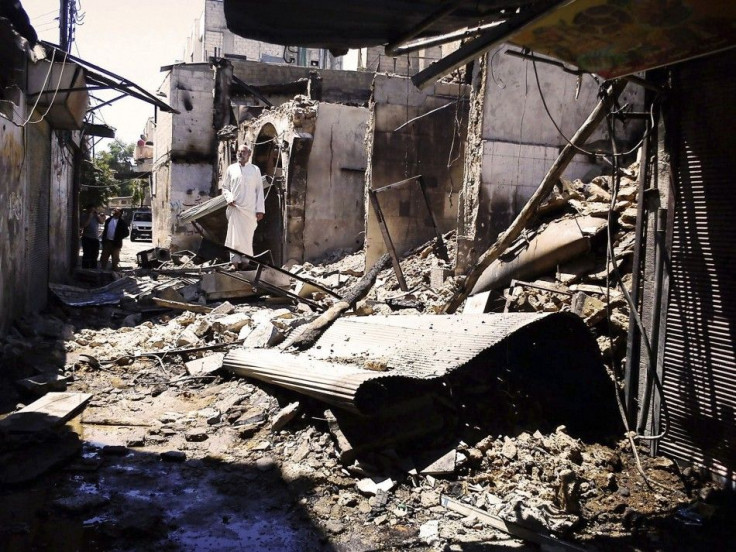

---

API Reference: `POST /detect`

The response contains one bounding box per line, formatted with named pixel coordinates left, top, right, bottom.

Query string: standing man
left=100, top=208, right=129, bottom=271
left=221, top=144, right=265, bottom=269
left=80, top=204, right=104, bottom=268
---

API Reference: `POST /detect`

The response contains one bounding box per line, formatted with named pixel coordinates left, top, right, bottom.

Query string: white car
left=130, top=210, right=152, bottom=241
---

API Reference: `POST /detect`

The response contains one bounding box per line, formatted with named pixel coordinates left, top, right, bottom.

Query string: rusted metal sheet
left=49, top=277, right=154, bottom=307
left=470, top=215, right=607, bottom=295
left=658, top=52, right=736, bottom=482
left=225, top=312, right=612, bottom=433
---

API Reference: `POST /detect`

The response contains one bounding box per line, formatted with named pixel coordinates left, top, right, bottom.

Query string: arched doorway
left=251, top=123, right=284, bottom=265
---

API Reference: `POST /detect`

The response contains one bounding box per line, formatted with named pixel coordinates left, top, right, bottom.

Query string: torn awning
left=223, top=0, right=548, bottom=51
left=508, top=0, right=736, bottom=79
left=39, top=41, right=178, bottom=114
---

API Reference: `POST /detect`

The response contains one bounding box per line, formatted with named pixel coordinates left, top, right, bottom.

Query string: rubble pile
left=491, top=163, right=642, bottom=369
left=2, top=162, right=732, bottom=551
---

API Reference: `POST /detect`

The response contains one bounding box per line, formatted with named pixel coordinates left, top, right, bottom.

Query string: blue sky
left=23, top=0, right=204, bottom=144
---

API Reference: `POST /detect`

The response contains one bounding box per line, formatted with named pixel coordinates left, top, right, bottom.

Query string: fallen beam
left=280, top=253, right=391, bottom=351
left=443, top=79, right=627, bottom=313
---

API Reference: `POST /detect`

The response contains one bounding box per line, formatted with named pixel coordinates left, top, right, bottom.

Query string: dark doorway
left=252, top=123, right=284, bottom=265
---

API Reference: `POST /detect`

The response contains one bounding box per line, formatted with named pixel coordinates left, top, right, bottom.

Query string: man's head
left=237, top=145, right=251, bottom=165
left=112, top=208, right=122, bottom=218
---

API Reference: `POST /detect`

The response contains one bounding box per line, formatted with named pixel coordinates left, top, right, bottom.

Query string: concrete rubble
left=0, top=165, right=732, bottom=551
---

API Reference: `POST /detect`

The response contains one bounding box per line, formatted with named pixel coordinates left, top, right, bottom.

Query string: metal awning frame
left=39, top=41, right=179, bottom=114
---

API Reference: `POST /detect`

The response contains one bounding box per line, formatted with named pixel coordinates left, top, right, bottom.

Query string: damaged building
left=3, top=1, right=736, bottom=551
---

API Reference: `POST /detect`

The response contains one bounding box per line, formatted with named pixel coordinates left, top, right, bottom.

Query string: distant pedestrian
left=221, top=144, right=264, bottom=269
left=100, top=208, right=129, bottom=271
left=80, top=204, right=104, bottom=268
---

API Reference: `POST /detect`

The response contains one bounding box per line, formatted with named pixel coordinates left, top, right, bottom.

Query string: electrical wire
left=530, top=53, right=658, bottom=160
left=604, top=114, right=670, bottom=444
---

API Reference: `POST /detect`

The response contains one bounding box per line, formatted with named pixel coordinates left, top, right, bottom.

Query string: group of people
left=79, top=143, right=264, bottom=272
left=79, top=206, right=129, bottom=270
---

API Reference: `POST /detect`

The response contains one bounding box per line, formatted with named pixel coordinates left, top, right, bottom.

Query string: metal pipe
left=412, top=2, right=563, bottom=89
left=385, top=0, right=467, bottom=56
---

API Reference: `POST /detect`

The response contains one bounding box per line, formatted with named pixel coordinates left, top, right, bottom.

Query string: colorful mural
left=510, top=0, right=736, bottom=77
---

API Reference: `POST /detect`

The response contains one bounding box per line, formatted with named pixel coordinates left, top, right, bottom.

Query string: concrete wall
left=0, top=115, right=29, bottom=334
left=365, top=75, right=469, bottom=269
left=231, top=60, right=374, bottom=105
left=456, top=44, right=646, bottom=270
left=49, top=137, right=75, bottom=282
left=153, top=64, right=216, bottom=252
left=0, top=103, right=76, bottom=333
left=303, top=103, right=370, bottom=260
left=169, top=63, right=216, bottom=158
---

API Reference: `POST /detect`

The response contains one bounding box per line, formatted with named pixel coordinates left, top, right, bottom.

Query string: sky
left=23, top=0, right=205, bottom=145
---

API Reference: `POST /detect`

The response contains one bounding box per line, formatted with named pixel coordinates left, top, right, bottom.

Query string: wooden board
left=0, top=392, right=93, bottom=433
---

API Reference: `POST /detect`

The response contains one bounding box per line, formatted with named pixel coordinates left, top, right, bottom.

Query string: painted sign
left=510, top=0, right=736, bottom=78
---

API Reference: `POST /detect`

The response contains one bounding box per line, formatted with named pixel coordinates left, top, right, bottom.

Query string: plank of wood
left=440, top=495, right=586, bottom=551
left=0, top=392, right=93, bottom=433
left=152, top=297, right=214, bottom=313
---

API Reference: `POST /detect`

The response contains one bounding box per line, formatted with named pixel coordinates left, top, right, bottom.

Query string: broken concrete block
left=176, top=328, right=200, bottom=347
left=356, top=477, right=395, bottom=496
left=209, top=301, right=235, bottom=316
left=417, top=448, right=456, bottom=476
left=242, top=321, right=285, bottom=348
left=189, top=318, right=212, bottom=337
left=185, top=353, right=224, bottom=377
left=571, top=292, right=606, bottom=326
left=430, top=265, right=452, bottom=290
left=296, top=281, right=321, bottom=298
left=271, top=402, right=302, bottom=432
left=212, top=313, right=252, bottom=333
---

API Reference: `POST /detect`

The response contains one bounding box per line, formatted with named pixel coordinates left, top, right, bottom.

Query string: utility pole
left=59, top=0, right=77, bottom=52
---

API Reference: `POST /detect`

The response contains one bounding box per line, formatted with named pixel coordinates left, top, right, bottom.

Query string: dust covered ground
left=2, top=168, right=735, bottom=551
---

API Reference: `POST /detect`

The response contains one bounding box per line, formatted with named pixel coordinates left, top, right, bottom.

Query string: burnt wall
left=365, top=75, right=469, bottom=270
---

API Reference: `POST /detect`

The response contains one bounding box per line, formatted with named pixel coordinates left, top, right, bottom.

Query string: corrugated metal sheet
left=49, top=277, right=156, bottom=307
left=225, top=311, right=614, bottom=431
left=659, top=51, right=736, bottom=480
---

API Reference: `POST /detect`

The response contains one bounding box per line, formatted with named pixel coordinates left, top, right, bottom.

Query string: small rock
left=101, top=445, right=128, bottom=457
left=271, top=402, right=302, bottom=432
left=185, top=429, right=209, bottom=442
left=256, top=456, right=276, bottom=471
left=324, top=520, right=345, bottom=534
left=160, top=450, right=186, bottom=462
left=501, top=438, right=518, bottom=460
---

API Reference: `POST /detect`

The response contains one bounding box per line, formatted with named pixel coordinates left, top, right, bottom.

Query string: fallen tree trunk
left=443, top=79, right=627, bottom=313
left=281, top=253, right=392, bottom=350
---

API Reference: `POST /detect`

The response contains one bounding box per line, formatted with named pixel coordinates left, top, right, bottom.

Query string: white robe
left=221, top=162, right=265, bottom=257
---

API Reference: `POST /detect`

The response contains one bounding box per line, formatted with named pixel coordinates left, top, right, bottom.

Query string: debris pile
left=469, top=163, right=642, bottom=371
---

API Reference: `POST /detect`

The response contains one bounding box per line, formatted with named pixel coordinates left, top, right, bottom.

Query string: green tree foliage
left=79, top=139, right=135, bottom=210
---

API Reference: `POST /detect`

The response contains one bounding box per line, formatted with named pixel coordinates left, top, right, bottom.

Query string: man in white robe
left=221, top=144, right=265, bottom=268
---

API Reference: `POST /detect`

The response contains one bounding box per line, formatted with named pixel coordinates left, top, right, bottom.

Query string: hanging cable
left=604, top=113, right=670, bottom=443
